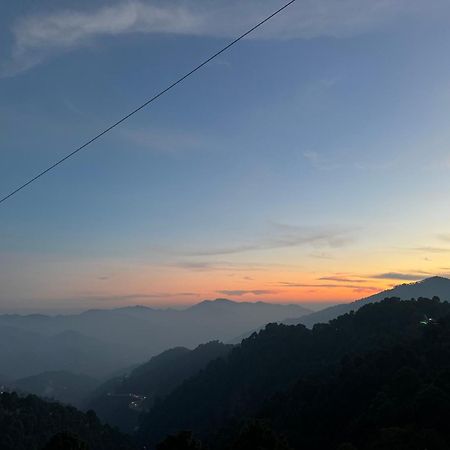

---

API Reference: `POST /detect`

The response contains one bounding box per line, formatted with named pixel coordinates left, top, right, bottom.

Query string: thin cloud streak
left=168, top=224, right=357, bottom=257
left=318, top=276, right=366, bottom=283
left=412, top=246, right=450, bottom=254
left=217, top=289, right=278, bottom=296
left=370, top=272, right=428, bottom=281
left=169, top=260, right=291, bottom=272
left=278, top=281, right=379, bottom=292
left=303, top=150, right=396, bottom=172
left=3, top=0, right=443, bottom=76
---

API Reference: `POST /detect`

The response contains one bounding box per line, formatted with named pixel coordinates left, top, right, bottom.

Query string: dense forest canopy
left=0, top=392, right=136, bottom=450
left=87, top=341, right=232, bottom=432
left=138, top=297, right=450, bottom=449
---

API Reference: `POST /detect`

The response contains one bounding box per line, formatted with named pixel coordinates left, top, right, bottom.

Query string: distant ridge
left=0, top=298, right=311, bottom=379
left=287, top=276, right=450, bottom=328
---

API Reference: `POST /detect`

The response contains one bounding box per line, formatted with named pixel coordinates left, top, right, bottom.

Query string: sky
left=1, top=0, right=450, bottom=313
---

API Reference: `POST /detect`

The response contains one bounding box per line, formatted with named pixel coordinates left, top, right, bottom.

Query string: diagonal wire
left=0, top=0, right=296, bottom=206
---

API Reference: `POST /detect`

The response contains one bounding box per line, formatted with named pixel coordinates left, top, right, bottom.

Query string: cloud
left=303, top=151, right=342, bottom=171
left=217, top=289, right=277, bottom=296
left=437, top=234, right=450, bottom=243
left=303, top=150, right=396, bottom=172
left=278, top=281, right=379, bottom=292
left=308, top=252, right=335, bottom=260
left=412, top=246, right=450, bottom=254
left=3, top=0, right=441, bottom=76
left=370, top=272, right=427, bottom=281
left=170, top=260, right=288, bottom=272
left=170, top=223, right=357, bottom=256
left=318, top=276, right=366, bottom=283
left=77, top=291, right=199, bottom=303
left=120, top=127, right=210, bottom=155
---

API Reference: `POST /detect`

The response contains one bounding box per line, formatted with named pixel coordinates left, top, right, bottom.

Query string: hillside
left=0, top=392, right=136, bottom=450
left=0, top=299, right=309, bottom=379
left=138, top=297, right=450, bottom=448
left=88, top=341, right=232, bottom=432
left=8, top=371, right=99, bottom=408
left=287, top=276, right=450, bottom=328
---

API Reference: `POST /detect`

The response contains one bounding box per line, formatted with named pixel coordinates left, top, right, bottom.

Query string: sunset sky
left=1, top=0, right=450, bottom=313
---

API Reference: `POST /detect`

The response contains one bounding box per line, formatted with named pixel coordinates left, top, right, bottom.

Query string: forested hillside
left=0, top=392, right=136, bottom=450
left=139, top=297, right=450, bottom=449
left=88, top=341, right=232, bottom=432
left=290, top=276, right=450, bottom=328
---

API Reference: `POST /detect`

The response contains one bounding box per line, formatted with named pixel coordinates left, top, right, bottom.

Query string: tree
left=156, top=431, right=204, bottom=450
left=42, top=432, right=89, bottom=450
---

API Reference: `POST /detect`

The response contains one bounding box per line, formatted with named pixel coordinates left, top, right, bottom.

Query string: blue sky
left=1, top=0, right=450, bottom=312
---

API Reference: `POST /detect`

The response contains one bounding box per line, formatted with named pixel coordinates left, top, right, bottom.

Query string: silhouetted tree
left=156, top=431, right=204, bottom=450
left=42, top=432, right=89, bottom=450
left=231, top=421, right=291, bottom=450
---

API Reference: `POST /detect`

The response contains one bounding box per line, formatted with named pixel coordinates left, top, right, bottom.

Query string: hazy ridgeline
left=0, top=299, right=310, bottom=379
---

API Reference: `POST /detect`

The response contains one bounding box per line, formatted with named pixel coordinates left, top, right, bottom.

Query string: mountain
left=286, top=276, right=450, bottom=328
left=137, top=296, right=450, bottom=448
left=88, top=341, right=232, bottom=432
left=0, top=326, right=122, bottom=379
left=0, top=299, right=310, bottom=379
left=0, top=391, right=136, bottom=450
left=9, top=371, right=99, bottom=408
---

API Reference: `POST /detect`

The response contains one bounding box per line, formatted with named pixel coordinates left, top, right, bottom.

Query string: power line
left=0, top=0, right=296, bottom=206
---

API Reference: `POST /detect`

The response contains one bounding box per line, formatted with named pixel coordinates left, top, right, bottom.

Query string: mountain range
left=0, top=299, right=310, bottom=379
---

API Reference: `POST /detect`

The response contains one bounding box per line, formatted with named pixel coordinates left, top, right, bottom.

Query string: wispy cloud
left=302, top=151, right=342, bottom=171
left=217, top=289, right=277, bottom=296
left=303, top=150, right=396, bottom=172
left=370, top=272, right=428, bottom=281
left=168, top=223, right=357, bottom=257
left=319, top=271, right=430, bottom=283
left=318, top=276, right=366, bottom=283
left=308, top=252, right=335, bottom=260
left=2, top=0, right=440, bottom=76
left=80, top=292, right=198, bottom=302
left=169, top=260, right=289, bottom=272
left=412, top=246, right=450, bottom=254
left=120, top=127, right=211, bottom=155
left=278, top=281, right=379, bottom=292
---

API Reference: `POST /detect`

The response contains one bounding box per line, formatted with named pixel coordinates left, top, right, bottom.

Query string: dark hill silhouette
left=0, top=392, right=136, bottom=450
left=8, top=371, right=99, bottom=408
left=88, top=341, right=232, bottom=432
left=286, top=276, right=450, bottom=328
left=138, top=296, right=450, bottom=448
